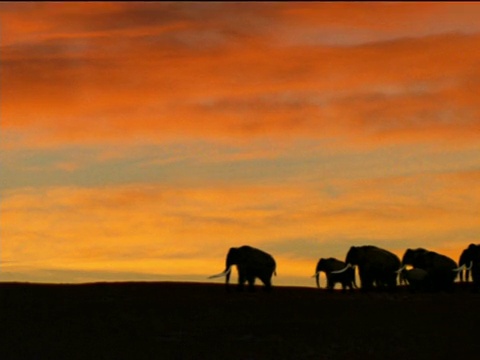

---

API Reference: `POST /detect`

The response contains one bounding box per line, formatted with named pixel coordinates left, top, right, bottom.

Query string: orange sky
left=1, top=2, right=480, bottom=287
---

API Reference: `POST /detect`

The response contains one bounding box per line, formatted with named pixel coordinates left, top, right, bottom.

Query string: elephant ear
left=249, top=247, right=271, bottom=265
left=226, top=247, right=239, bottom=265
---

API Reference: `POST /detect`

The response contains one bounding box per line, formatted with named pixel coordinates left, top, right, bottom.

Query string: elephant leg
left=362, top=277, right=374, bottom=291
left=237, top=269, right=247, bottom=292
left=247, top=275, right=256, bottom=292
left=262, top=275, right=273, bottom=292
left=359, top=272, right=372, bottom=291
left=385, top=274, right=397, bottom=291
left=376, top=275, right=390, bottom=290
left=471, top=267, right=480, bottom=293
left=258, top=271, right=273, bottom=292
left=342, top=277, right=352, bottom=292
left=326, top=276, right=334, bottom=291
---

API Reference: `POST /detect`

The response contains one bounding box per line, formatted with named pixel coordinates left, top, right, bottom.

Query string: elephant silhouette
left=313, top=257, right=357, bottom=291
left=402, top=248, right=464, bottom=292
left=209, top=245, right=276, bottom=292
left=334, top=245, right=401, bottom=291
left=458, top=244, right=480, bottom=292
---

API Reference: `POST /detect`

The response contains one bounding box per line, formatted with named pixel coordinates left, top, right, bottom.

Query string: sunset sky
left=1, top=2, right=479, bottom=287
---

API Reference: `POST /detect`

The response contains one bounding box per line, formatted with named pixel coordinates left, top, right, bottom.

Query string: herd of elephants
left=209, top=243, right=480, bottom=293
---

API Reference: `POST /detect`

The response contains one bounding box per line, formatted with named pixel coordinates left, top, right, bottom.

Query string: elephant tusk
left=311, top=271, right=320, bottom=278
left=395, top=265, right=407, bottom=274
left=466, top=261, right=473, bottom=271
left=208, top=273, right=223, bottom=279
left=208, top=266, right=232, bottom=279
left=452, top=264, right=466, bottom=272
left=331, top=263, right=353, bottom=274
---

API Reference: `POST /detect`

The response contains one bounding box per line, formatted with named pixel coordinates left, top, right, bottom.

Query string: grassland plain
left=1, top=282, right=480, bottom=360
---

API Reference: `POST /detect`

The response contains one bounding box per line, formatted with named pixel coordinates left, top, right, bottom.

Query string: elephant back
left=239, top=245, right=276, bottom=269
left=320, top=258, right=346, bottom=272
left=357, top=246, right=400, bottom=270
left=423, top=251, right=457, bottom=271
left=375, top=247, right=400, bottom=263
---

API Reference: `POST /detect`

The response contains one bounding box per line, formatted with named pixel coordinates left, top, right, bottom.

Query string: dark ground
left=1, top=282, right=480, bottom=360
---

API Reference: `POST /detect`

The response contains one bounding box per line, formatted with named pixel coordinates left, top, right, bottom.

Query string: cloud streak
left=2, top=168, right=479, bottom=283
left=2, top=3, right=480, bottom=149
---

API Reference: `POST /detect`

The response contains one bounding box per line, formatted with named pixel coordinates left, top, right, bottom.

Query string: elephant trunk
left=452, top=264, right=467, bottom=273
left=396, top=266, right=407, bottom=285
left=352, top=275, right=359, bottom=289
left=226, top=268, right=231, bottom=285
left=316, top=272, right=320, bottom=288
left=465, top=261, right=473, bottom=282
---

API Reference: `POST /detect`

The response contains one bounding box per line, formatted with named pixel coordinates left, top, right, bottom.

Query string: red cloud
left=2, top=3, right=480, bottom=149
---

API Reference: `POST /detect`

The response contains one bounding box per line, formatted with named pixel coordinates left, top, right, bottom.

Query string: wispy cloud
left=2, top=167, right=479, bottom=282
left=2, top=3, right=480, bottom=149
